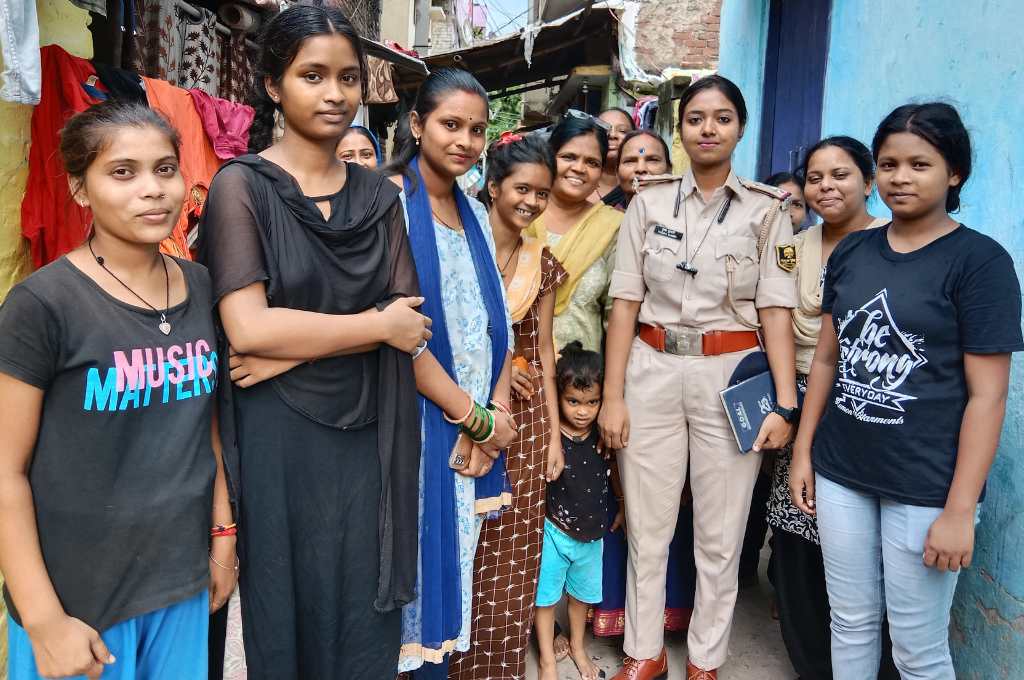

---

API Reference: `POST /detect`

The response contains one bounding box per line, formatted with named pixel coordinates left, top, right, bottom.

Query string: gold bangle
left=444, top=393, right=474, bottom=425
left=489, top=400, right=513, bottom=417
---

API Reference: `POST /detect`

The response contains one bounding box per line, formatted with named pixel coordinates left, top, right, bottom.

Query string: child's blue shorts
left=536, top=518, right=603, bottom=607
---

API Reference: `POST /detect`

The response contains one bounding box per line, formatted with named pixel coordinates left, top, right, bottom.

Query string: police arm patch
left=776, top=244, right=797, bottom=272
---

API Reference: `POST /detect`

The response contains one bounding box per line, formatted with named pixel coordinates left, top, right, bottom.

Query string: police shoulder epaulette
left=738, top=177, right=790, bottom=201
left=634, top=173, right=683, bottom=188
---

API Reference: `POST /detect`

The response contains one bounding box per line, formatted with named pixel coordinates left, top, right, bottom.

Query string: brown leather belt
left=638, top=323, right=760, bottom=356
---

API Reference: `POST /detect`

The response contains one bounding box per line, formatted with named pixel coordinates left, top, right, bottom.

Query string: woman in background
left=336, top=124, right=382, bottom=168
left=592, top=107, right=636, bottom=207
left=768, top=136, right=897, bottom=680
left=528, top=115, right=622, bottom=353
left=764, top=171, right=807, bottom=233
left=609, top=128, right=673, bottom=210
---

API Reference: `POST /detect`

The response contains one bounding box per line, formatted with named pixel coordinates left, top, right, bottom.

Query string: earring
left=415, top=136, right=420, bottom=147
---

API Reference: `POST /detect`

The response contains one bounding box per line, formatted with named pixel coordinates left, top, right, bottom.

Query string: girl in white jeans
left=789, top=101, right=1023, bottom=680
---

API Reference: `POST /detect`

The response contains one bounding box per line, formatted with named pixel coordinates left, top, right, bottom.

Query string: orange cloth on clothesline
left=143, top=77, right=224, bottom=258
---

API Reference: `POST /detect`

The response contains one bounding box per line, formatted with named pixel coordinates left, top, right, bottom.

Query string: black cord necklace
left=88, top=237, right=172, bottom=335
left=499, top=240, right=521, bottom=275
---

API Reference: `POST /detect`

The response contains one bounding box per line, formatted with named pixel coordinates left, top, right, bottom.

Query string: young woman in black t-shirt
left=0, top=101, right=235, bottom=680
left=790, top=103, right=1023, bottom=679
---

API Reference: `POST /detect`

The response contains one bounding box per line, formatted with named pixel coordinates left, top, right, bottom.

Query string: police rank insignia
left=776, top=244, right=797, bottom=272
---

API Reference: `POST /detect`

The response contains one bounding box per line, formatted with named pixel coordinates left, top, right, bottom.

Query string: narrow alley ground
left=525, top=546, right=793, bottom=679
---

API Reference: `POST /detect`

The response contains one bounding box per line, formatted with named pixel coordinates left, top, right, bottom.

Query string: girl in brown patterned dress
left=449, top=134, right=567, bottom=680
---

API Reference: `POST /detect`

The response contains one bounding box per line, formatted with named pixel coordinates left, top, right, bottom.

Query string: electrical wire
left=483, top=0, right=516, bottom=24
left=489, top=7, right=529, bottom=35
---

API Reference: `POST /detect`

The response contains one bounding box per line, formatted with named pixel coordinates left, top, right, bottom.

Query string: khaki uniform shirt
left=610, top=170, right=797, bottom=333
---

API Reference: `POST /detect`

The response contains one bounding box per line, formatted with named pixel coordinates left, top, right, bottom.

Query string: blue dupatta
left=404, top=155, right=510, bottom=659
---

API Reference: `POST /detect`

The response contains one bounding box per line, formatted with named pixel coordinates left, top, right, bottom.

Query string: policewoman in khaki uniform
left=600, top=76, right=799, bottom=680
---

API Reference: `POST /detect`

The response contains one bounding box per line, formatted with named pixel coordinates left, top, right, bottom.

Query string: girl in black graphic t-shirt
left=0, top=101, right=235, bottom=680
left=790, top=103, right=1023, bottom=680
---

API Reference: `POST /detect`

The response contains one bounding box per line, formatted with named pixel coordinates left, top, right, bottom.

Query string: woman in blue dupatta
left=386, top=69, right=517, bottom=679
left=336, top=124, right=383, bottom=168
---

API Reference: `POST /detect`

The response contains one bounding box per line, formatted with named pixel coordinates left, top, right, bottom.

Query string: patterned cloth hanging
left=365, top=56, right=398, bottom=104
left=219, top=30, right=252, bottom=103
left=130, top=0, right=224, bottom=96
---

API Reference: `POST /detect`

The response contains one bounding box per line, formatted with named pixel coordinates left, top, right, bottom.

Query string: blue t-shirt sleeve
left=0, top=285, right=59, bottom=389
left=957, top=247, right=1024, bottom=353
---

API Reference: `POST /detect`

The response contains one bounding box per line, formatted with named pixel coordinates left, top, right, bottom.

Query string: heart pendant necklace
left=88, top=237, right=172, bottom=335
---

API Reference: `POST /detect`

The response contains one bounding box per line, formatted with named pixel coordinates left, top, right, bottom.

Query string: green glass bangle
left=474, top=404, right=494, bottom=442
left=465, top=403, right=495, bottom=443
left=461, top=402, right=486, bottom=440
left=478, top=408, right=497, bottom=443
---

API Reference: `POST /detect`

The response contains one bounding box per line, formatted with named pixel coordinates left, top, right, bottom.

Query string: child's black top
left=546, top=428, right=609, bottom=542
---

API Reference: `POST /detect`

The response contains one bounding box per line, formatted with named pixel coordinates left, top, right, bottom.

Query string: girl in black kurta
left=196, top=6, right=429, bottom=679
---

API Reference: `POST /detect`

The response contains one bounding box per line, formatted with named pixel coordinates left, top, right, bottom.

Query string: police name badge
left=775, top=244, right=797, bottom=272
left=653, top=224, right=683, bottom=240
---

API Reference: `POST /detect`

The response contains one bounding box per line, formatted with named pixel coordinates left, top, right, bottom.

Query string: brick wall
left=429, top=1, right=460, bottom=54
left=634, top=0, right=721, bottom=72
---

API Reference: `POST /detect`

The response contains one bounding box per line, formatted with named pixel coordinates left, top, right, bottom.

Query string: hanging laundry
left=131, top=0, right=223, bottom=96
left=144, top=76, right=223, bottom=257
left=631, top=95, right=657, bottom=128
left=21, top=46, right=105, bottom=267
left=89, top=0, right=137, bottom=70
left=0, top=0, right=42, bottom=104
left=218, top=30, right=252, bottom=103
left=636, top=97, right=659, bottom=131
left=365, top=56, right=398, bottom=104
left=93, top=62, right=148, bottom=104
left=188, top=89, right=254, bottom=159
left=68, top=0, right=106, bottom=16
left=174, top=4, right=221, bottom=94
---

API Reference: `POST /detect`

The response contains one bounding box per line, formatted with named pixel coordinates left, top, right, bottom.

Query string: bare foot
left=538, top=656, right=559, bottom=680
left=569, top=642, right=603, bottom=680
left=553, top=633, right=570, bottom=662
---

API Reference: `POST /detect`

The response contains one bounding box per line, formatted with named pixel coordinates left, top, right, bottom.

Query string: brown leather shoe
left=612, top=649, right=668, bottom=680
left=686, top=659, right=718, bottom=680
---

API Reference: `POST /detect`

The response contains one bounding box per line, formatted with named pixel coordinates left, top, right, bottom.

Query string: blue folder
left=719, top=352, right=804, bottom=454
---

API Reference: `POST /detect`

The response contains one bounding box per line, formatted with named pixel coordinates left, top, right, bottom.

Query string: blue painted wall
left=720, top=1, right=1024, bottom=675
left=717, top=0, right=769, bottom=178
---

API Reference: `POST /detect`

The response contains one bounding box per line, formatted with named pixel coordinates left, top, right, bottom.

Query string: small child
left=536, top=341, right=610, bottom=680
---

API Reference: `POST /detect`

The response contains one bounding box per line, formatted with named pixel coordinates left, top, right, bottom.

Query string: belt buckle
left=667, top=327, right=702, bottom=356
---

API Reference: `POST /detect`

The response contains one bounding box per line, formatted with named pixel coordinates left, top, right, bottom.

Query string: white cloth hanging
left=0, top=0, right=41, bottom=104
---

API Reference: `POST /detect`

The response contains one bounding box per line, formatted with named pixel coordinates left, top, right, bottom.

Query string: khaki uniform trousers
left=619, top=337, right=762, bottom=669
